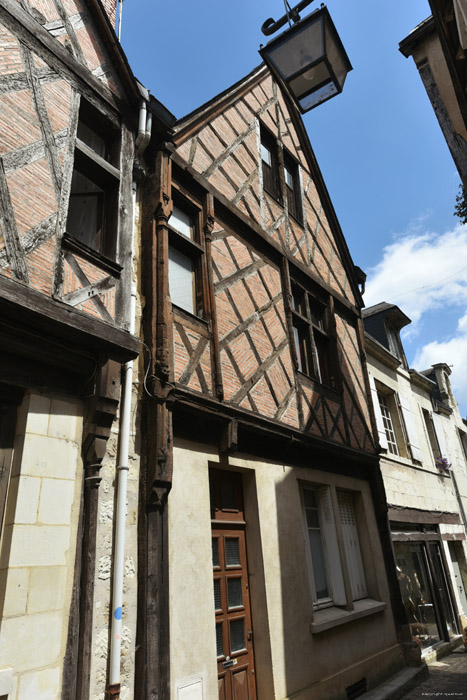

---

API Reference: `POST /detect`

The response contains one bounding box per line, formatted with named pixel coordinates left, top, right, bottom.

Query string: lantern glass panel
left=263, top=17, right=324, bottom=82
left=289, top=61, right=332, bottom=101
left=325, top=21, right=348, bottom=89
left=298, top=81, right=338, bottom=111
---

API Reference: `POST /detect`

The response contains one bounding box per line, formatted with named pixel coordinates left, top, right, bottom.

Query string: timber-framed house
left=139, top=65, right=414, bottom=700
left=0, top=0, right=172, bottom=698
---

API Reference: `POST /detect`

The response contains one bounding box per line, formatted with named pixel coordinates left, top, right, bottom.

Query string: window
left=378, top=393, right=399, bottom=456
left=260, top=128, right=280, bottom=200
left=369, top=377, right=421, bottom=461
left=66, top=100, right=120, bottom=259
left=283, top=151, right=302, bottom=222
left=302, top=486, right=367, bottom=610
left=291, top=283, right=336, bottom=388
left=385, top=322, right=406, bottom=365
left=458, top=429, right=467, bottom=466
left=423, top=409, right=441, bottom=462
left=168, top=195, right=204, bottom=317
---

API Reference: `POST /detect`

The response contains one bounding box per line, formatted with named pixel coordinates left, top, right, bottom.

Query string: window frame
left=260, top=127, right=281, bottom=202
left=283, top=149, right=303, bottom=224
left=301, top=483, right=368, bottom=611
left=370, top=379, right=413, bottom=460
left=423, top=409, right=441, bottom=463
left=168, top=187, right=206, bottom=319
left=66, top=100, right=121, bottom=261
left=290, top=281, right=337, bottom=389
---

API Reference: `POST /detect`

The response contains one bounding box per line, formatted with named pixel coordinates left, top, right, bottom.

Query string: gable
left=173, top=67, right=360, bottom=308
left=2, top=0, right=128, bottom=100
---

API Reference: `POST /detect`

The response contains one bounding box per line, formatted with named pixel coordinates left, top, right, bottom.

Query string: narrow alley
left=402, top=649, right=467, bottom=700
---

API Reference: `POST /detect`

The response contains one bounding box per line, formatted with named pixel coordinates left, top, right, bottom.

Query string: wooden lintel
left=388, top=508, right=461, bottom=526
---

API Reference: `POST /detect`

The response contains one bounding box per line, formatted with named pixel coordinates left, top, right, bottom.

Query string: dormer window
left=386, top=322, right=405, bottom=364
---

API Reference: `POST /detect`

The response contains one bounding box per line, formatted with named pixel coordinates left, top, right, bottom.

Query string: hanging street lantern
left=259, top=2, right=352, bottom=113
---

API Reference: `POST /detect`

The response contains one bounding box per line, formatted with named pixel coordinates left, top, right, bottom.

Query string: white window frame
left=301, top=484, right=368, bottom=610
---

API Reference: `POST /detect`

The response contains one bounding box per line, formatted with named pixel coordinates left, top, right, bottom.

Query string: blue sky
left=119, top=0, right=467, bottom=416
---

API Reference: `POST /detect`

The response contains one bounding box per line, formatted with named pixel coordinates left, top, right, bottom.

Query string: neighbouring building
left=399, top=0, right=467, bottom=189
left=0, top=0, right=173, bottom=698
left=364, top=302, right=467, bottom=657
left=137, top=65, right=416, bottom=700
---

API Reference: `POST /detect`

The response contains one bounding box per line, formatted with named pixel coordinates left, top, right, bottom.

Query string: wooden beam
left=0, top=159, right=28, bottom=282
left=388, top=507, right=461, bottom=525
left=0, top=274, right=139, bottom=362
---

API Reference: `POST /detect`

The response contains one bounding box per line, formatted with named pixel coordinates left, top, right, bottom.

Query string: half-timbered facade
left=0, top=0, right=163, bottom=698
left=140, top=65, right=412, bottom=700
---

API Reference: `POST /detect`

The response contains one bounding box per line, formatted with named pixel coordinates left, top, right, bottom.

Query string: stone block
left=28, top=566, right=66, bottom=613
left=0, top=668, right=13, bottom=697
left=48, top=398, right=81, bottom=441
left=0, top=613, right=62, bottom=672
left=18, top=434, right=79, bottom=480
left=7, top=525, right=70, bottom=567
left=24, top=394, right=51, bottom=436
left=1, top=567, right=29, bottom=617
left=18, top=664, right=60, bottom=700
left=4, top=476, right=40, bottom=526
left=38, top=479, right=75, bottom=525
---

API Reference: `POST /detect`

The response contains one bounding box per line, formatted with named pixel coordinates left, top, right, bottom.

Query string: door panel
left=210, top=469, right=256, bottom=700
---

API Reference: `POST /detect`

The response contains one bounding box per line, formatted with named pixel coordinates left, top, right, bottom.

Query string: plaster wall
left=169, top=440, right=403, bottom=700
left=411, top=32, right=467, bottom=140
left=368, top=357, right=463, bottom=514
left=0, top=391, right=84, bottom=700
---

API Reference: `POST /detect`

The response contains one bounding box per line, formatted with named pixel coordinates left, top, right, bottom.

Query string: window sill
left=62, top=233, right=122, bottom=277
left=296, top=370, right=340, bottom=400
left=311, top=598, right=387, bottom=634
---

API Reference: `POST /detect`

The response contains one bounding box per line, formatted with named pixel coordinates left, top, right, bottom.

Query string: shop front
left=392, top=523, right=459, bottom=651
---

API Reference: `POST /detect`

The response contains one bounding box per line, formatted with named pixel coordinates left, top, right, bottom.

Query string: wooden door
left=210, top=469, right=256, bottom=700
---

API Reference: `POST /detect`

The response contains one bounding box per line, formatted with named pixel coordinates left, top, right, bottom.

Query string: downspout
left=107, top=189, right=137, bottom=699
left=107, top=96, right=151, bottom=696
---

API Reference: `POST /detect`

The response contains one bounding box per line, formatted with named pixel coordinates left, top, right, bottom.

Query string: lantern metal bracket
left=261, top=0, right=316, bottom=36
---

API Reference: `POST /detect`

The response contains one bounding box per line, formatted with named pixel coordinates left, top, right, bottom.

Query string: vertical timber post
left=137, top=143, right=174, bottom=699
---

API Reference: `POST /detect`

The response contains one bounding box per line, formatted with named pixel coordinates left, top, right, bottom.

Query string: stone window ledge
left=311, top=598, right=387, bottom=634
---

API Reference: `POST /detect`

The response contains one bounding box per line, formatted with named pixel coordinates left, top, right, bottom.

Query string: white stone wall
left=368, top=356, right=467, bottom=514
left=0, top=392, right=84, bottom=700
left=169, top=441, right=403, bottom=700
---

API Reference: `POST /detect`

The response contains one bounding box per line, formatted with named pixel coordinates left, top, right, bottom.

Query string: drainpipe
left=135, top=98, right=152, bottom=156
left=106, top=182, right=138, bottom=698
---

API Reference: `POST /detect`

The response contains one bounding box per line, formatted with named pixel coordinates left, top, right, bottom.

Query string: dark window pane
left=308, top=529, right=329, bottom=599
left=216, top=623, right=223, bottom=657
left=212, top=538, right=219, bottom=567
left=225, top=538, right=240, bottom=566
left=221, top=480, right=236, bottom=510
left=228, top=578, right=243, bottom=608
left=214, top=579, right=221, bottom=611
left=230, top=618, right=245, bottom=653
left=304, top=489, right=317, bottom=509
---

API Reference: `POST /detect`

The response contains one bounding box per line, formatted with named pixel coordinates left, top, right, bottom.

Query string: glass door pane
left=394, top=541, right=441, bottom=649
left=428, top=543, right=458, bottom=638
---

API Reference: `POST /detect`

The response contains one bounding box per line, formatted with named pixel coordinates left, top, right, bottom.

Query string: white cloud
left=364, top=223, right=467, bottom=327
left=413, top=313, right=467, bottom=416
